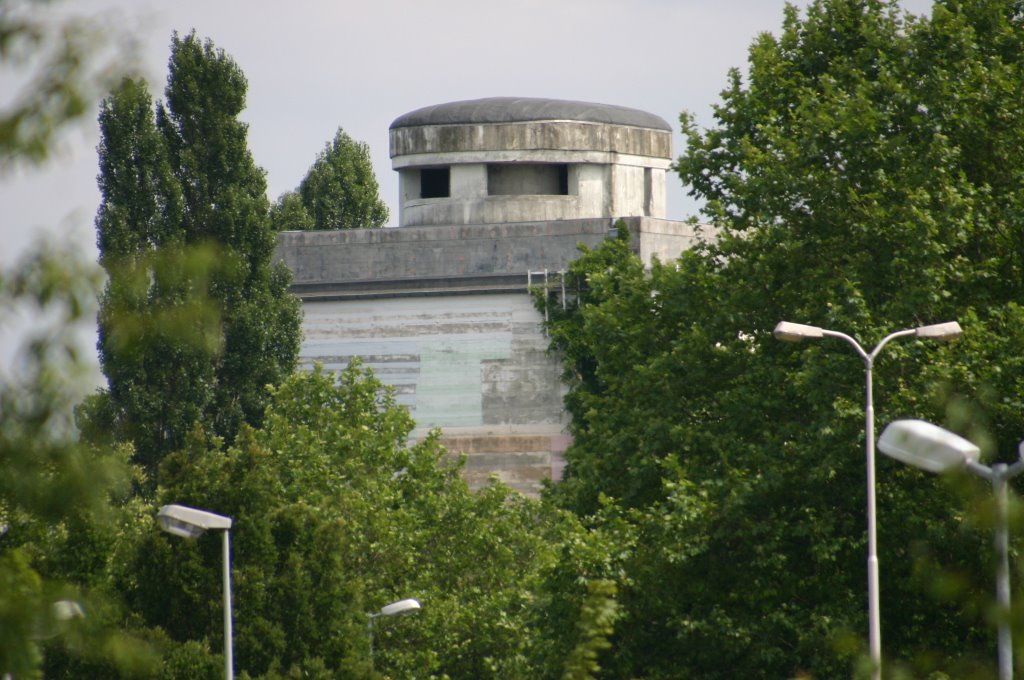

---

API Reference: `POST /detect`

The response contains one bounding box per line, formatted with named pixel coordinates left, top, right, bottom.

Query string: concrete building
left=274, top=97, right=707, bottom=495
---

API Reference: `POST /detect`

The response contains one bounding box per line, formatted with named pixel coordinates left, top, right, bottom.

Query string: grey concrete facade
left=299, top=293, right=570, bottom=494
left=276, top=217, right=706, bottom=495
left=274, top=98, right=708, bottom=495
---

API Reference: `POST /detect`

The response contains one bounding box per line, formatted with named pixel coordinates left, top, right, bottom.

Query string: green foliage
left=561, top=580, right=620, bottom=680
left=91, top=33, right=302, bottom=475
left=115, top=363, right=569, bottom=679
left=268, top=191, right=314, bottom=232
left=0, top=4, right=159, bottom=675
left=0, top=246, right=154, bottom=679
left=273, top=127, right=388, bottom=231
left=0, top=0, right=134, bottom=168
left=539, top=1, right=1024, bottom=677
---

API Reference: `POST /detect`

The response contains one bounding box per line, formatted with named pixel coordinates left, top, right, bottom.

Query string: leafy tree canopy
left=102, top=364, right=574, bottom=679
left=539, top=0, right=1024, bottom=677
left=0, top=0, right=134, bottom=168
left=268, top=190, right=314, bottom=232
left=0, top=246, right=157, bottom=679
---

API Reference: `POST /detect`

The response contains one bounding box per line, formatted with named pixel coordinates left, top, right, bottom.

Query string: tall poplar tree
left=298, top=128, right=389, bottom=230
left=92, top=32, right=301, bottom=475
left=92, top=77, right=214, bottom=474
left=270, top=128, right=389, bottom=231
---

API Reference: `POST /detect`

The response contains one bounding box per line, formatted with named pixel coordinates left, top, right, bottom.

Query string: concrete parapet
left=276, top=217, right=708, bottom=299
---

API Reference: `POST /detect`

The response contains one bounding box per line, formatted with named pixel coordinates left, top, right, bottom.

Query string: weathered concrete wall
left=276, top=217, right=706, bottom=291
left=637, top=219, right=716, bottom=265
left=298, top=293, right=568, bottom=495
left=451, top=164, right=487, bottom=199
left=399, top=193, right=584, bottom=227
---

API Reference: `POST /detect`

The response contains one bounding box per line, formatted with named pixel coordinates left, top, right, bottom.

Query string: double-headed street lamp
left=879, top=419, right=1024, bottom=680
left=774, top=320, right=962, bottom=680
left=158, top=504, right=234, bottom=680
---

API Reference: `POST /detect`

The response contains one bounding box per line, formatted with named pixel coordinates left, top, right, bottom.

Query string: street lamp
left=367, top=598, right=421, bottom=662
left=158, top=504, right=234, bottom=680
left=879, top=419, right=1024, bottom=680
left=774, top=320, right=962, bottom=680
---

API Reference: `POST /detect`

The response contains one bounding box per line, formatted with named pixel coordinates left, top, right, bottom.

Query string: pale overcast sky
left=1, top=0, right=934, bottom=265
left=0, top=0, right=933, bottom=373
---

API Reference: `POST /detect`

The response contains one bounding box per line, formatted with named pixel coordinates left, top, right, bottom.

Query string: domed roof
left=390, top=97, right=671, bottom=132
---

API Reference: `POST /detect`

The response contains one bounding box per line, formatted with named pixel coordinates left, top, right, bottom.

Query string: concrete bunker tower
left=275, top=97, right=704, bottom=495
left=390, top=97, right=671, bottom=227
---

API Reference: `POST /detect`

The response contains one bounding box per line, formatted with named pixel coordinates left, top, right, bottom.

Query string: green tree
left=0, top=0, right=131, bottom=167
left=90, top=77, right=214, bottom=474
left=113, top=364, right=570, bottom=679
left=0, top=246, right=156, bottom=679
left=0, top=4, right=155, bottom=676
left=561, top=580, right=620, bottom=680
left=91, top=33, right=302, bottom=475
left=539, top=1, right=1024, bottom=677
left=284, top=127, right=388, bottom=231
left=268, top=190, right=314, bottom=232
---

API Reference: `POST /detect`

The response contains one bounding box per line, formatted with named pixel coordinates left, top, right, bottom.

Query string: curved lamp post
left=367, top=598, right=420, bottom=663
left=158, top=504, right=234, bottom=680
left=879, top=419, right=1024, bottom=680
left=774, top=320, right=962, bottom=680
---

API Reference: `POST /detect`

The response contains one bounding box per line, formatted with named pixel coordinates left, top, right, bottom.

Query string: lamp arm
left=868, top=329, right=918, bottom=363
left=1003, top=459, right=1024, bottom=481
left=821, top=329, right=870, bottom=362
left=968, top=448, right=1024, bottom=483
left=966, top=460, right=995, bottom=481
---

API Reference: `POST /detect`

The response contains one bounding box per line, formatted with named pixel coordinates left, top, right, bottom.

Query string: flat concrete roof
left=390, top=97, right=672, bottom=132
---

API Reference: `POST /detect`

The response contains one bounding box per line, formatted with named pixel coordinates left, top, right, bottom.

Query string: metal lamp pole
left=157, top=504, right=234, bottom=680
left=775, top=321, right=961, bottom=680
left=221, top=529, right=233, bottom=680
left=879, top=420, right=1022, bottom=680
left=978, top=458, right=1024, bottom=680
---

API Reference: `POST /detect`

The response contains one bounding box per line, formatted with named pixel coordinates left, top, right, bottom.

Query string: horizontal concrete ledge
left=291, top=273, right=536, bottom=301
left=390, top=119, right=672, bottom=159
left=391, top=149, right=673, bottom=170
left=277, top=217, right=619, bottom=247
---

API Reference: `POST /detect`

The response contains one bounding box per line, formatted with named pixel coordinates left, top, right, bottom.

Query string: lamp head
left=378, top=598, right=421, bottom=617
left=878, top=419, right=980, bottom=473
left=773, top=321, right=824, bottom=342
left=158, top=504, right=232, bottom=539
left=53, top=600, right=84, bottom=621
left=914, top=321, right=962, bottom=341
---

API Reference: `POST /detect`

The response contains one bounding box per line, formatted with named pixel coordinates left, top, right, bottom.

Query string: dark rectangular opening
left=420, top=168, right=450, bottom=198
left=487, top=163, right=570, bottom=196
